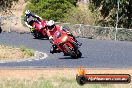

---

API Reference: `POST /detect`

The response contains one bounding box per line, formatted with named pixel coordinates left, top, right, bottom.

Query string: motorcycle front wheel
left=77, top=50, right=82, bottom=58
left=64, top=45, right=78, bottom=59
left=0, top=26, right=2, bottom=33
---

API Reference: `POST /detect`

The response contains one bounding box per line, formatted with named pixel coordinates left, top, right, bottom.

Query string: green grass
left=0, top=45, right=34, bottom=60
left=0, top=76, right=114, bottom=88
left=20, top=45, right=34, bottom=56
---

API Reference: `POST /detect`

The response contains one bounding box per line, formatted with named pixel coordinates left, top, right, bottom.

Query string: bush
left=20, top=45, right=34, bottom=56
left=24, top=0, right=77, bottom=21
left=63, top=3, right=100, bottom=25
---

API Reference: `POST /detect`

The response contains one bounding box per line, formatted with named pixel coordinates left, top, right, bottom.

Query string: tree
left=26, top=0, right=77, bottom=21
left=64, top=3, right=100, bottom=25
left=0, top=0, right=18, bottom=11
left=89, top=0, right=132, bottom=28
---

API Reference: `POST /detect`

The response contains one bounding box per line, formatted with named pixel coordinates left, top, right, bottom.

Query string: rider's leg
left=50, top=44, right=61, bottom=54
left=50, top=45, right=57, bottom=54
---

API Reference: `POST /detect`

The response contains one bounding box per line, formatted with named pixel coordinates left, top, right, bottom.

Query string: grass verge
left=0, top=69, right=131, bottom=88
left=0, top=74, right=113, bottom=88
left=0, top=45, right=34, bottom=61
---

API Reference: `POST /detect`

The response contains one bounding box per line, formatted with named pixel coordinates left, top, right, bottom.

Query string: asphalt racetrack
left=0, top=32, right=132, bottom=68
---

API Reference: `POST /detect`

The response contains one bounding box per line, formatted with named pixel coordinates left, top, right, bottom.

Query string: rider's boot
left=50, top=45, right=61, bottom=54
left=50, top=47, right=54, bottom=54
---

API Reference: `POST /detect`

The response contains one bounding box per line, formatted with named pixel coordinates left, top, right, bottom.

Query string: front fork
left=62, top=42, right=76, bottom=54
left=68, top=34, right=82, bottom=46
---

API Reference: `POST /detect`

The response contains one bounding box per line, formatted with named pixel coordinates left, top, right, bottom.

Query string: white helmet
left=47, top=20, right=55, bottom=31
left=25, top=10, right=31, bottom=17
left=47, top=20, right=55, bottom=26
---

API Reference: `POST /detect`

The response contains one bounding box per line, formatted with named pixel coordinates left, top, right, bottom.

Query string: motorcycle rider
left=24, top=10, right=43, bottom=32
left=46, top=20, right=82, bottom=54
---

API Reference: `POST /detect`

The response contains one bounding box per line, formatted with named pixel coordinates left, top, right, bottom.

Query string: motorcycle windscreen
left=54, top=31, right=61, bottom=38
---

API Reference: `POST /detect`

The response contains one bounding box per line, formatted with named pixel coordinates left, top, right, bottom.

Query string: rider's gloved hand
left=29, top=26, right=34, bottom=32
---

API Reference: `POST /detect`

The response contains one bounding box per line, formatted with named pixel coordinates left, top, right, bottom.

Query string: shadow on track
left=59, top=56, right=84, bottom=59
left=33, top=38, right=49, bottom=40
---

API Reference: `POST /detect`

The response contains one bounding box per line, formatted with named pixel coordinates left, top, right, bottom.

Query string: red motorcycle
left=31, top=20, right=48, bottom=39
left=53, top=30, right=82, bottom=59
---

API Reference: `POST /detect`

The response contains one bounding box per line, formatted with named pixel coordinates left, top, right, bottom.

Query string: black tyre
left=64, top=45, right=78, bottom=59
left=33, top=30, right=40, bottom=39
left=0, top=26, right=2, bottom=33
left=71, top=42, right=82, bottom=58
left=76, top=75, right=86, bottom=85
left=77, top=50, right=82, bottom=58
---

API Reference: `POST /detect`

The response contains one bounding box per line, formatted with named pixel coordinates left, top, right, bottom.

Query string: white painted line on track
left=35, top=59, right=39, bottom=60
left=0, top=61, right=5, bottom=63
left=28, top=59, right=33, bottom=61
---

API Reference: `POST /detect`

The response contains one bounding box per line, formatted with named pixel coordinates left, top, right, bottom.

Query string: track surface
left=0, top=32, right=132, bottom=68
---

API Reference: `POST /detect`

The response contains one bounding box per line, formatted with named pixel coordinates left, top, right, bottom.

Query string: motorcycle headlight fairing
left=39, top=25, right=42, bottom=29
left=62, top=36, right=68, bottom=42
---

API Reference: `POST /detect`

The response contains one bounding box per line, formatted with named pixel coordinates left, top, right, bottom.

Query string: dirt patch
left=0, top=45, right=34, bottom=61
left=0, top=0, right=29, bottom=33
left=0, top=68, right=132, bottom=79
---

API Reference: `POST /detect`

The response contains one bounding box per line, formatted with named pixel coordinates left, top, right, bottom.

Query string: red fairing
left=32, top=20, right=46, bottom=30
left=31, top=20, right=48, bottom=38
left=53, top=30, right=74, bottom=53
left=52, top=27, right=82, bottom=58
left=41, top=28, right=47, bottom=35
